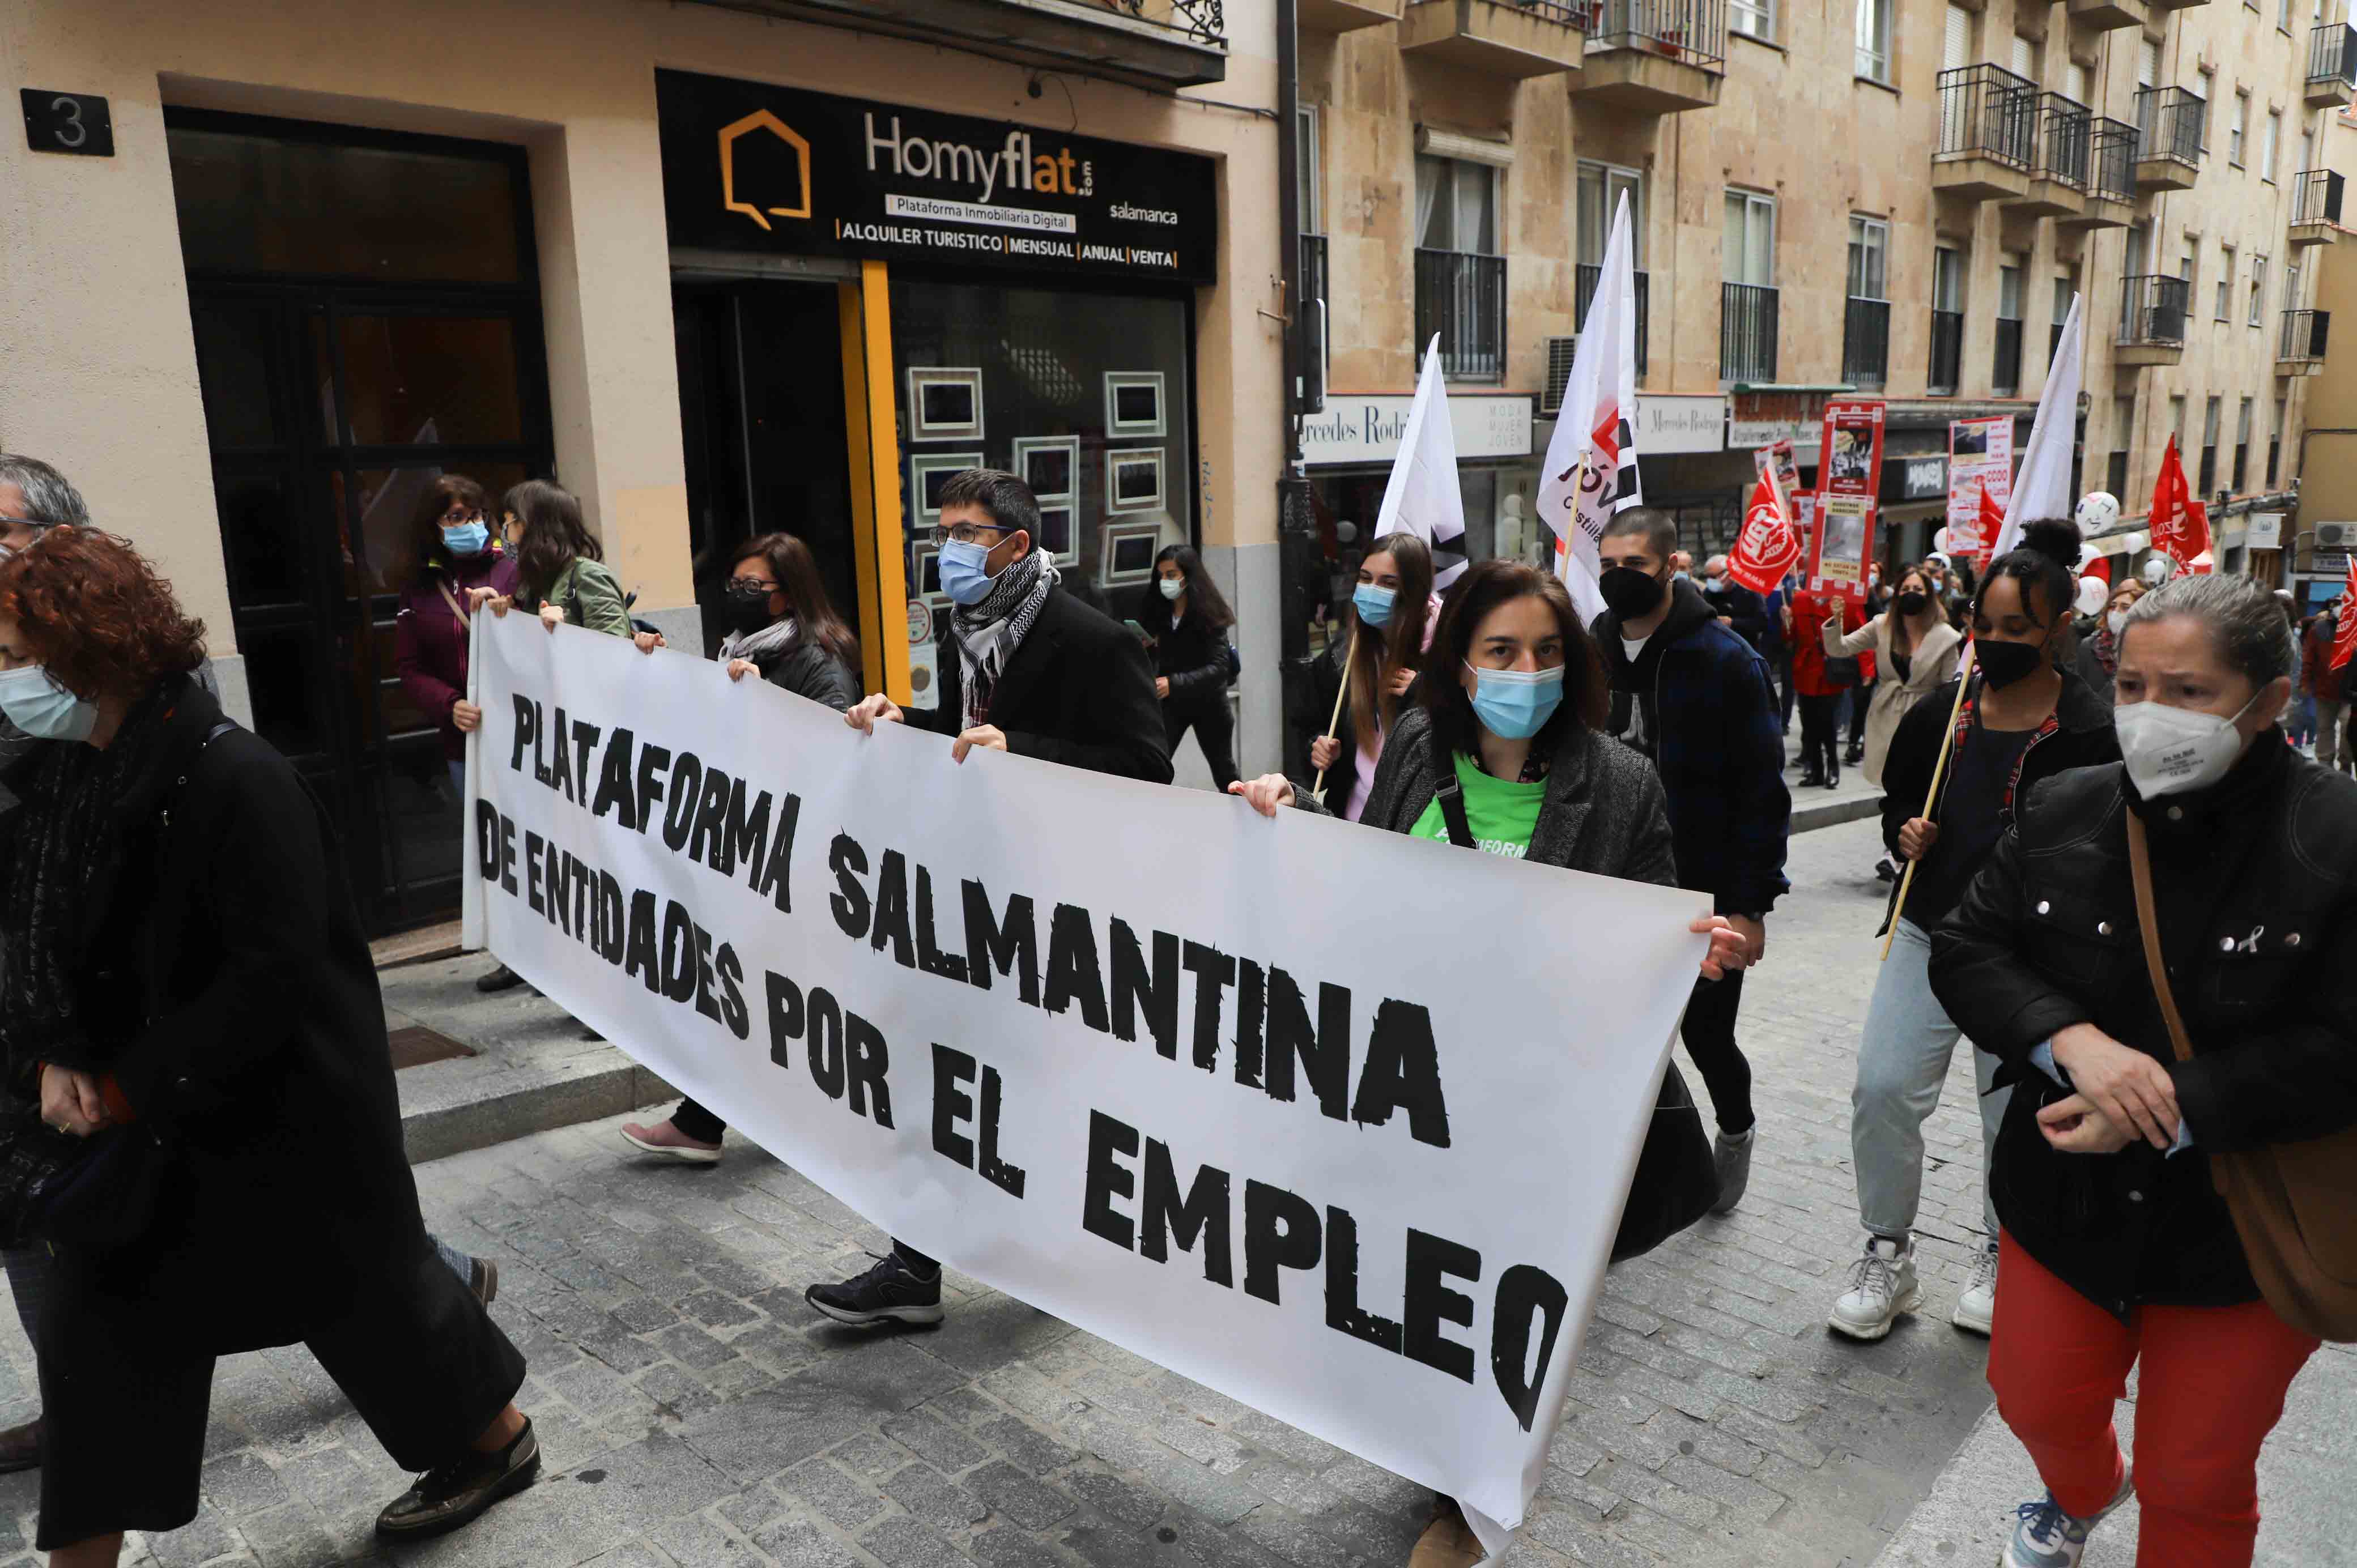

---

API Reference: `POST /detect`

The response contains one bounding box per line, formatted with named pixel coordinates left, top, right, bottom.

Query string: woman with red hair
left=0, top=530, right=536, bottom=1563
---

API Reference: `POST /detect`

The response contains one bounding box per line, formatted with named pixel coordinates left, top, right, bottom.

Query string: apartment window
left=2011, top=34, right=2041, bottom=84
left=2052, top=266, right=2077, bottom=360
left=1297, top=106, right=1322, bottom=234
left=1930, top=245, right=1966, bottom=396
left=1578, top=162, right=1648, bottom=376
left=2108, top=393, right=2135, bottom=500
left=2264, top=110, right=2282, bottom=181
left=1732, top=0, right=1774, bottom=44
left=1994, top=258, right=2026, bottom=397
left=1414, top=155, right=1505, bottom=380
left=2252, top=255, right=2269, bottom=325
left=2230, top=90, right=2250, bottom=165
left=2182, top=249, right=2199, bottom=312
left=2199, top=395, right=2221, bottom=497
left=1943, top=3, right=1973, bottom=72
left=2303, top=127, right=2316, bottom=178
left=1297, top=106, right=1325, bottom=407
left=2234, top=397, right=2253, bottom=492
left=2200, top=69, right=2218, bottom=150
left=2066, top=61, right=2090, bottom=105
left=1724, top=190, right=1777, bottom=286
left=1857, top=0, right=1894, bottom=83
left=2270, top=397, right=2286, bottom=485
left=1845, top=216, right=1891, bottom=389
left=2288, top=256, right=2304, bottom=310
left=2281, top=0, right=2294, bottom=25
left=1722, top=190, right=1779, bottom=384
left=1416, top=155, right=1497, bottom=255
left=2216, top=246, right=2235, bottom=320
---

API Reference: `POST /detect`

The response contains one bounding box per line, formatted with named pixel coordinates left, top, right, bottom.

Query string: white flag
left=1537, top=191, right=1644, bottom=624
left=1374, top=334, right=1470, bottom=589
left=1989, top=292, right=2081, bottom=563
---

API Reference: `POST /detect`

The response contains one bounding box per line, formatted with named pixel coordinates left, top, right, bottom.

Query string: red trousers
left=1986, top=1233, right=2319, bottom=1567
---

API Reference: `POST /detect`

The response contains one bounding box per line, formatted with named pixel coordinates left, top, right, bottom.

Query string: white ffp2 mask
left=2115, top=691, right=2260, bottom=800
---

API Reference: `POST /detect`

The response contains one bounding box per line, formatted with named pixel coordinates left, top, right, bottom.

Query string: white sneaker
left=2000, top=1468, right=2134, bottom=1567
left=1952, top=1241, right=1999, bottom=1336
left=1829, top=1234, right=1922, bottom=1341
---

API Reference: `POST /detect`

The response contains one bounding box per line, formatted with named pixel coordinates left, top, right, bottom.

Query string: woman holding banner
left=1822, top=563, right=1963, bottom=791
left=620, top=531, right=862, bottom=1164
left=1930, top=574, right=2355, bottom=1568
left=1231, top=557, right=1750, bottom=1568
left=1301, top=532, right=1433, bottom=818
left=1832, top=521, right=2117, bottom=1345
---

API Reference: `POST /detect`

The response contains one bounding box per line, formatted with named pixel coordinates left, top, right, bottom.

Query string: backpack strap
left=1435, top=778, right=1477, bottom=850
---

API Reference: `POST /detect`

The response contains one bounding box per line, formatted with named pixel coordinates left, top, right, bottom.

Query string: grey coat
left=1299, top=706, right=1679, bottom=887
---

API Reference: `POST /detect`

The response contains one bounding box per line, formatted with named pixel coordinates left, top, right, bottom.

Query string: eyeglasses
left=726, top=577, right=777, bottom=596
left=931, top=522, right=1011, bottom=548
left=441, top=506, right=480, bottom=525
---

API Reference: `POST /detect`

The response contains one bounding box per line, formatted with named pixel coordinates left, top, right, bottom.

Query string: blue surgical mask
left=938, top=538, right=997, bottom=607
left=0, top=665, right=98, bottom=742
left=1353, top=583, right=1397, bottom=628
left=1463, top=661, right=1564, bottom=741
left=441, top=521, right=490, bottom=556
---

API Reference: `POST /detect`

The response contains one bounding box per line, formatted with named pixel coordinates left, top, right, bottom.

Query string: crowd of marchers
left=0, top=447, right=2347, bottom=1568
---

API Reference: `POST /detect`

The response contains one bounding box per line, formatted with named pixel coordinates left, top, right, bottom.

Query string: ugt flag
left=1374, top=334, right=1470, bottom=590
left=2334, top=559, right=2357, bottom=671
left=1988, top=292, right=2081, bottom=564
left=1726, top=446, right=1802, bottom=595
left=1538, top=190, right=1642, bottom=623
left=2149, top=434, right=2209, bottom=573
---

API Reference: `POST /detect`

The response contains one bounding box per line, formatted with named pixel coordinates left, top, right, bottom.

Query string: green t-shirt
left=1409, top=751, right=1546, bottom=859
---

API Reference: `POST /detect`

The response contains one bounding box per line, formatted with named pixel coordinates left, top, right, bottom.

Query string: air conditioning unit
left=2318, top=521, right=2357, bottom=548
left=1540, top=336, right=1578, bottom=416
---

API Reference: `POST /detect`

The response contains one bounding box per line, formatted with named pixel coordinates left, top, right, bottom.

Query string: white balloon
left=2075, top=575, right=2111, bottom=617
left=1335, top=520, right=1359, bottom=544
left=2141, top=555, right=2173, bottom=586
left=2074, top=491, right=2121, bottom=538
left=1931, top=527, right=1952, bottom=554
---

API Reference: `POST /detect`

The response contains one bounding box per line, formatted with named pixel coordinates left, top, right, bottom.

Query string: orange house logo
left=718, top=109, right=811, bottom=231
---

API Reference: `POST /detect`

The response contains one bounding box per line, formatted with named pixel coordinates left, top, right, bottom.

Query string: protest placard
left=1946, top=416, right=2013, bottom=561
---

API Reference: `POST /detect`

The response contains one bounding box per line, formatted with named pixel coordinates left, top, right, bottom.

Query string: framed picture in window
left=1106, top=448, right=1164, bottom=514
left=1103, top=372, right=1167, bottom=438
left=909, top=451, right=984, bottom=523
left=1100, top=519, right=1163, bottom=587
left=909, top=540, right=951, bottom=613
left=1036, top=506, right=1079, bottom=566
left=907, top=368, right=986, bottom=442
left=1012, top=435, right=1080, bottom=506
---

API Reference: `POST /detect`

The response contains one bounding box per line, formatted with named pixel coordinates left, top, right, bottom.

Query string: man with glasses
left=806, top=467, right=1170, bottom=1328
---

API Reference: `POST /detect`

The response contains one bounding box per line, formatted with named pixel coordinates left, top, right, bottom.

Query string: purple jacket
left=395, top=546, right=521, bottom=760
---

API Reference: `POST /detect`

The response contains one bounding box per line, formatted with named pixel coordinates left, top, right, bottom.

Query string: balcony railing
left=1993, top=316, right=2024, bottom=397
left=2295, top=168, right=2347, bottom=227
left=1300, top=234, right=1328, bottom=412
left=2134, top=86, right=2206, bottom=165
left=1578, top=0, right=1727, bottom=69
left=1928, top=310, right=1964, bottom=395
left=1843, top=297, right=1890, bottom=390
left=2090, top=117, right=2138, bottom=201
left=2036, top=93, right=2093, bottom=188
left=1415, top=248, right=1508, bottom=381
left=1576, top=262, right=1652, bottom=378
left=1937, top=63, right=2040, bottom=166
left=2281, top=308, right=2332, bottom=362
left=1720, top=282, right=1779, bottom=384
left=2119, top=274, right=2190, bottom=346
left=2309, top=23, right=2357, bottom=90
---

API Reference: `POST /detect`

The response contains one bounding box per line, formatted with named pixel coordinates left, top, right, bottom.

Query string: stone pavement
left=0, top=818, right=2013, bottom=1568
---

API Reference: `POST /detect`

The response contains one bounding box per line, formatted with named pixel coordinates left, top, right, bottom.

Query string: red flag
left=1728, top=466, right=1803, bottom=594
left=1975, top=480, right=2005, bottom=571
left=2149, top=436, right=2209, bottom=571
left=2334, top=559, right=2357, bottom=671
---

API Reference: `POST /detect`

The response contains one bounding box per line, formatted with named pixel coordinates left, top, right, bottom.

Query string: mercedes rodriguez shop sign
left=657, top=70, right=1218, bottom=284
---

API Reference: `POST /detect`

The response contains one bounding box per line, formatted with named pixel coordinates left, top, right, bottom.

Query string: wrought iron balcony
left=1928, top=310, right=1964, bottom=396
left=682, top=0, right=1228, bottom=87
left=1720, top=282, right=1778, bottom=386
left=1300, top=235, right=1329, bottom=412
left=2292, top=168, right=2346, bottom=248
left=2062, top=117, right=2138, bottom=229
left=1415, top=248, right=1508, bottom=381
left=2309, top=23, right=2357, bottom=108
left=2010, top=92, right=2092, bottom=218
left=1843, top=297, right=1890, bottom=391
left=1571, top=0, right=1726, bottom=112
left=1935, top=64, right=2040, bottom=202
left=1575, top=262, right=1652, bottom=378
left=2279, top=308, right=2330, bottom=374
left=2133, top=86, right=2205, bottom=190
left=2116, top=274, right=2189, bottom=367
left=1401, top=0, right=1586, bottom=78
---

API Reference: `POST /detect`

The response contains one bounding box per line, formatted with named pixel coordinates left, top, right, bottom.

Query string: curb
left=1791, top=792, right=1883, bottom=835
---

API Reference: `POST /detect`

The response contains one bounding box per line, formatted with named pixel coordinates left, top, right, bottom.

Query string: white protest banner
left=461, top=616, right=1709, bottom=1551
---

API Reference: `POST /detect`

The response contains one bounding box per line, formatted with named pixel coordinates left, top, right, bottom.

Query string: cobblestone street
left=0, top=819, right=2012, bottom=1568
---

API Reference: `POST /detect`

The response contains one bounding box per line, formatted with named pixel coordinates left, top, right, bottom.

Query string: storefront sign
left=1726, top=419, right=1821, bottom=459
left=1900, top=455, right=1947, bottom=500
left=1811, top=400, right=1883, bottom=599
left=656, top=71, right=1217, bottom=284
left=1633, top=395, right=1726, bottom=455
left=1303, top=395, right=1533, bottom=466
left=2246, top=512, right=2284, bottom=550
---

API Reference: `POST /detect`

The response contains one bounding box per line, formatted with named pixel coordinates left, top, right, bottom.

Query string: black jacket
left=1701, top=580, right=1770, bottom=654
left=1929, top=738, right=2357, bottom=1317
left=919, top=586, right=1173, bottom=783
left=1878, top=666, right=2120, bottom=935
left=1299, top=634, right=1422, bottom=815
left=747, top=638, right=861, bottom=713
left=1138, top=593, right=1234, bottom=711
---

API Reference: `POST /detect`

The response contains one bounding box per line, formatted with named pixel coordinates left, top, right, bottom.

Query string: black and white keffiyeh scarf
left=950, top=549, right=1058, bottom=730
left=718, top=616, right=800, bottom=666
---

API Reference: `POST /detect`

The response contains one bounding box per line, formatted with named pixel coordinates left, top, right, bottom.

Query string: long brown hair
left=1347, top=531, right=1434, bottom=744
left=0, top=528, right=207, bottom=704
left=733, top=532, right=859, bottom=670
left=505, top=479, right=600, bottom=603
left=1423, top=559, right=1608, bottom=757
left=406, top=474, right=490, bottom=587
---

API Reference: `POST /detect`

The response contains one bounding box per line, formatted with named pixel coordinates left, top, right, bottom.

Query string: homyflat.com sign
left=461, top=617, right=1705, bottom=1548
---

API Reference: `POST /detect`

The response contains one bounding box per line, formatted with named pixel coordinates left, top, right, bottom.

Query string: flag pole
left=1311, top=626, right=1358, bottom=802
left=1880, top=645, right=1977, bottom=962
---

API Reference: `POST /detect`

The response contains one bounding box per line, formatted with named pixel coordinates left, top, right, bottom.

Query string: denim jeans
left=1851, top=919, right=2009, bottom=1241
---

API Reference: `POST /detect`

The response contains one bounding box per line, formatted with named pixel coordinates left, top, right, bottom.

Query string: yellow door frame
left=838, top=259, right=912, bottom=703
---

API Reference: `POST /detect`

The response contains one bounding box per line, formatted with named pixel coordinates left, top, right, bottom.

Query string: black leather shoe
left=376, top=1420, right=539, bottom=1540
left=806, top=1250, right=944, bottom=1327
left=475, top=964, right=526, bottom=994
left=0, top=1417, right=41, bottom=1473
left=1797, top=769, right=1824, bottom=789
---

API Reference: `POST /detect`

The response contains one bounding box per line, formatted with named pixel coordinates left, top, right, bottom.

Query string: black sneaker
left=805, top=1250, right=944, bottom=1327
left=475, top=964, right=527, bottom=994
left=469, top=1256, right=499, bottom=1307
left=375, top=1418, right=539, bottom=1540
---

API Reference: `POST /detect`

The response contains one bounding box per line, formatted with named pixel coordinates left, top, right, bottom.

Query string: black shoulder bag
left=1432, top=778, right=1721, bottom=1264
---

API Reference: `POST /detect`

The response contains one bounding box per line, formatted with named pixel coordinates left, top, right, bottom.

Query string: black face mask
left=1600, top=566, right=1669, bottom=621
left=1896, top=591, right=1929, bottom=617
left=1975, top=637, right=2047, bottom=689
left=719, top=583, right=776, bottom=635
